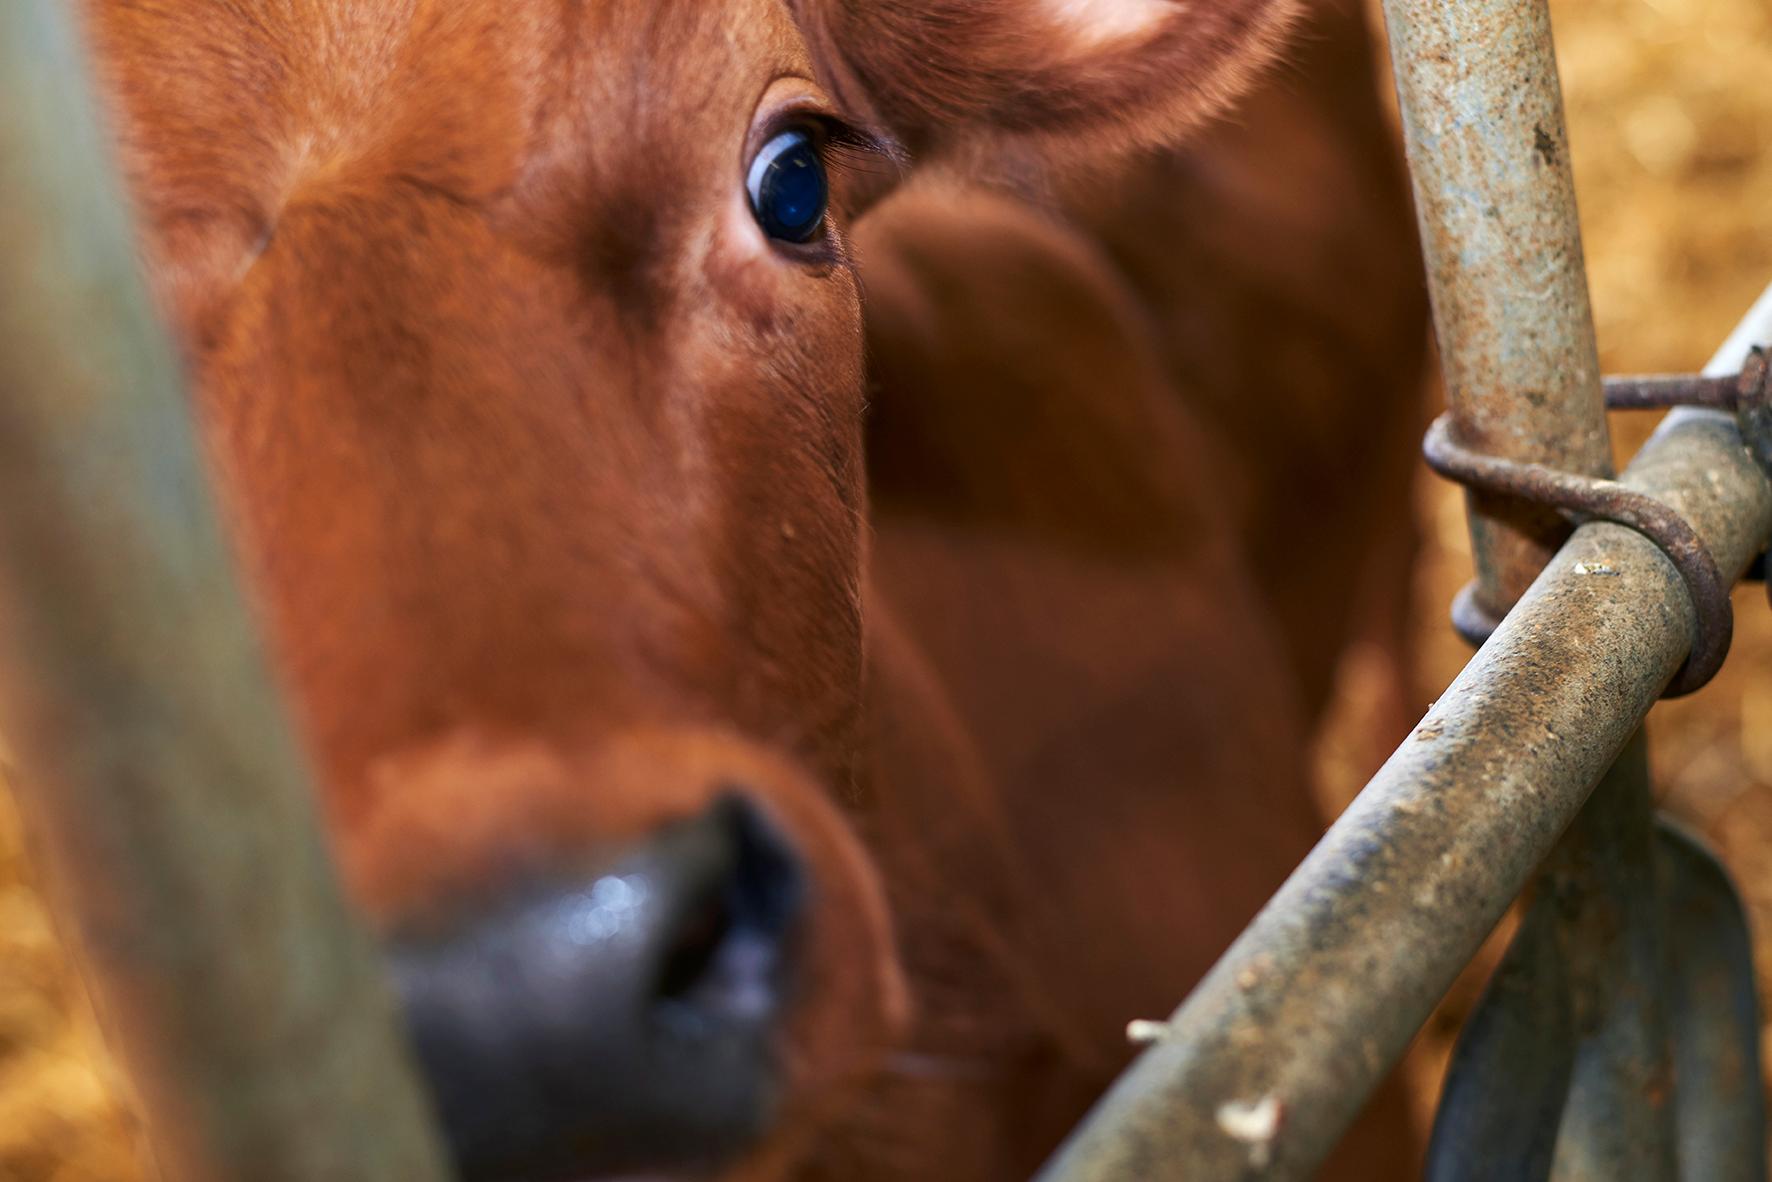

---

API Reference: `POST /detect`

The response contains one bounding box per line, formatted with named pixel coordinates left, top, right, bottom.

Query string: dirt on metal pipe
left=1034, top=405, right=1772, bottom=1178
left=1383, top=0, right=1613, bottom=613
left=1390, top=0, right=1678, bottom=1175
left=0, top=3, right=448, bottom=1179
left=1540, top=732, right=1676, bottom=1179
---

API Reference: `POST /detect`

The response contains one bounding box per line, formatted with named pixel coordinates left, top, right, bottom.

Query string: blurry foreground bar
left=0, top=2, right=448, bottom=1178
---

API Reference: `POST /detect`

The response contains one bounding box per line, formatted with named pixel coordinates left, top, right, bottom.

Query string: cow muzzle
left=387, top=793, right=806, bottom=1181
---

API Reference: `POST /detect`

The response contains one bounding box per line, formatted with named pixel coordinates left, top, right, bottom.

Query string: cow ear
left=793, top=0, right=1298, bottom=161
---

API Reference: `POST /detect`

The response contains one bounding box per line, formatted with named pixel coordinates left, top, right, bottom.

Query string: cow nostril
left=388, top=791, right=810, bottom=1181
left=651, top=793, right=806, bottom=1022
left=655, top=888, right=734, bottom=1000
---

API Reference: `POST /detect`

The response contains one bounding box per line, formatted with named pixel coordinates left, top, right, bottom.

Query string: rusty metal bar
left=1424, top=882, right=1573, bottom=1181
left=1423, top=416, right=1732, bottom=695
left=1649, top=324, right=1772, bottom=1182
left=1429, top=736, right=1681, bottom=1182
left=1034, top=403, right=1771, bottom=1179
left=1605, top=374, right=1740, bottom=411
left=1387, top=0, right=1675, bottom=1176
left=1544, top=731, right=1675, bottom=1179
left=1386, top=0, right=1613, bottom=615
left=0, top=3, right=449, bottom=1179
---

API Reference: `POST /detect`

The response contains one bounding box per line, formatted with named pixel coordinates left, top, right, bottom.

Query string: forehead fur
left=87, top=0, right=816, bottom=229
left=83, top=0, right=828, bottom=348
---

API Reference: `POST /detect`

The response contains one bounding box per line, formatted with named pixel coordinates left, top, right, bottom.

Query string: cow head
left=86, top=0, right=1294, bottom=1176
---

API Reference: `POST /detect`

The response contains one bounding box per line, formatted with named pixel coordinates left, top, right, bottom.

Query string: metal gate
left=1038, top=1, right=1772, bottom=1177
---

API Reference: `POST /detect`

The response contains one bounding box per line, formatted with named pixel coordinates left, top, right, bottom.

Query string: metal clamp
left=1731, top=348, right=1772, bottom=480
left=1601, top=348, right=1772, bottom=482
left=1425, top=349, right=1772, bottom=698
left=1424, top=418, right=1731, bottom=697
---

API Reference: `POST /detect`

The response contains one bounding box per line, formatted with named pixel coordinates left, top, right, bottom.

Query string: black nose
left=388, top=794, right=807, bottom=1182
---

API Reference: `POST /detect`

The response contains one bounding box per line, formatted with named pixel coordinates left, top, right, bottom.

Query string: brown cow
left=80, top=0, right=1425, bottom=1178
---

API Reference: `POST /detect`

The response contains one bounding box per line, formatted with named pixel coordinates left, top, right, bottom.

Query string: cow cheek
left=757, top=771, right=909, bottom=1161
left=791, top=789, right=907, bottom=1067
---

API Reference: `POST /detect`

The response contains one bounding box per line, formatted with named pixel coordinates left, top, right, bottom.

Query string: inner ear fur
left=791, top=0, right=1300, bottom=161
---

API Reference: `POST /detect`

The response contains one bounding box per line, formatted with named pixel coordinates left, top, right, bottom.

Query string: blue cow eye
left=747, top=129, right=828, bottom=244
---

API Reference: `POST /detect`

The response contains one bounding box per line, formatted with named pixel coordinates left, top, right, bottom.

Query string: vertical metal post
left=0, top=3, right=449, bottom=1179
left=1383, top=0, right=1611, bottom=604
left=1543, top=736, right=1675, bottom=1178
left=1424, top=881, right=1575, bottom=1180
left=1383, top=0, right=1673, bottom=1176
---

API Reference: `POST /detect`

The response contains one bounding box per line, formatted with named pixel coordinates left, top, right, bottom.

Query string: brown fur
left=788, top=0, right=1298, bottom=160
left=80, top=0, right=1424, bottom=1176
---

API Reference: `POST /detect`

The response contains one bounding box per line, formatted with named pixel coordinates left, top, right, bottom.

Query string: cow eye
left=747, top=129, right=828, bottom=244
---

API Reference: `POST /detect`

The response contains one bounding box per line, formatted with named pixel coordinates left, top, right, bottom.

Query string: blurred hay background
left=0, top=774, right=142, bottom=1180
left=1, top=0, right=1769, bottom=1175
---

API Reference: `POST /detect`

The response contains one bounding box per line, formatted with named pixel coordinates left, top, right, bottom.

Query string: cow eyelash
left=763, top=111, right=900, bottom=186
left=810, top=115, right=899, bottom=171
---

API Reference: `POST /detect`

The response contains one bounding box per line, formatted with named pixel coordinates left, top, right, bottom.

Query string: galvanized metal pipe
left=1383, top=0, right=1612, bottom=613
left=1035, top=403, right=1772, bottom=1178
left=1545, top=733, right=1676, bottom=1180
left=1532, top=275, right=1772, bottom=1174
left=1384, top=0, right=1676, bottom=1175
left=0, top=3, right=449, bottom=1179
left=1424, top=878, right=1574, bottom=1181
